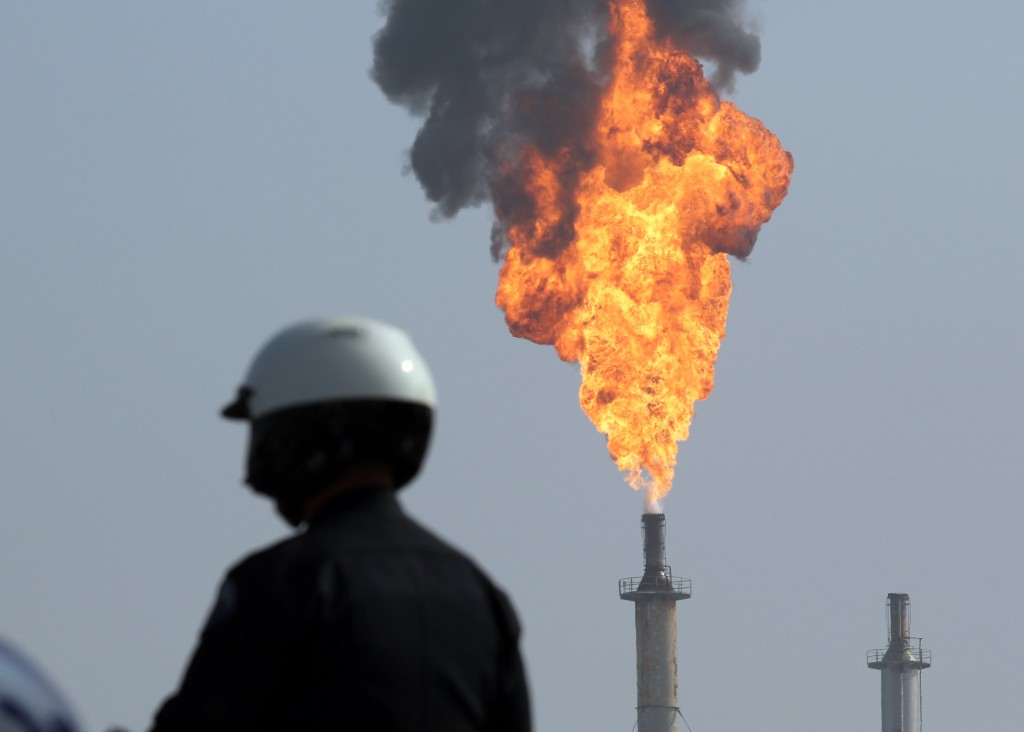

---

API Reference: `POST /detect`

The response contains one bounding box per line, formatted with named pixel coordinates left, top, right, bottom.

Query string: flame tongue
left=495, top=0, right=792, bottom=504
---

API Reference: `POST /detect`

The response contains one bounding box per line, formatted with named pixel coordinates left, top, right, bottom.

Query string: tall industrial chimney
left=867, top=593, right=931, bottom=732
left=619, top=514, right=691, bottom=732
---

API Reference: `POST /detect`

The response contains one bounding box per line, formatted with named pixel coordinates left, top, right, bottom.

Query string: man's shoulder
left=222, top=509, right=461, bottom=576
left=218, top=530, right=317, bottom=596
left=223, top=497, right=507, bottom=599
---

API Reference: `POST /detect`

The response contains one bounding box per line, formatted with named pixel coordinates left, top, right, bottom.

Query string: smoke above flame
left=373, top=0, right=792, bottom=505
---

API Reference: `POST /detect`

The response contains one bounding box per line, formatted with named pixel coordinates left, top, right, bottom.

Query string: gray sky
left=2, top=2, right=1022, bottom=731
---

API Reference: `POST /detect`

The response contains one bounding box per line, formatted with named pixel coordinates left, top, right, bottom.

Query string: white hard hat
left=0, top=639, right=81, bottom=732
left=223, top=316, right=438, bottom=421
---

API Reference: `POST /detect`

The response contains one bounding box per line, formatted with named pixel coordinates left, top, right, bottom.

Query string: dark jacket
left=150, top=485, right=530, bottom=731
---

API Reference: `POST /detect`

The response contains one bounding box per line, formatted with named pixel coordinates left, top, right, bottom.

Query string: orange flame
left=495, top=0, right=792, bottom=504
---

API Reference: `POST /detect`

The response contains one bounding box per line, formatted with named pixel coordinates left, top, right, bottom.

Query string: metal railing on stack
left=618, top=572, right=691, bottom=598
left=866, top=638, right=931, bottom=666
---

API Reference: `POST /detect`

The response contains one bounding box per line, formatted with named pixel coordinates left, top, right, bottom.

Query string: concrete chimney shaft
left=867, top=593, right=931, bottom=732
left=620, top=514, right=691, bottom=732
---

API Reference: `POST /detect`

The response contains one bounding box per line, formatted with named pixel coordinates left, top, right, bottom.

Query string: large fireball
left=494, top=0, right=792, bottom=504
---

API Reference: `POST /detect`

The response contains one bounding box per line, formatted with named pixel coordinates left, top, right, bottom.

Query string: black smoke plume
left=371, top=0, right=762, bottom=258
